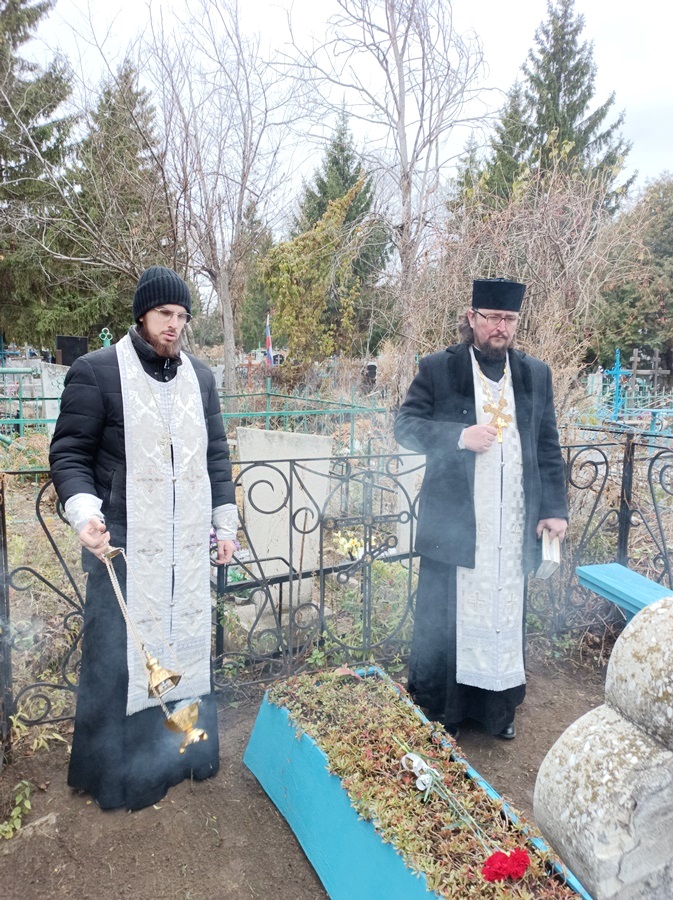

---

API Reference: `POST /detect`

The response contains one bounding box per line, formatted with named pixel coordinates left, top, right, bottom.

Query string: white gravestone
left=41, top=363, right=69, bottom=434
left=236, top=428, right=333, bottom=632
left=534, top=596, right=673, bottom=899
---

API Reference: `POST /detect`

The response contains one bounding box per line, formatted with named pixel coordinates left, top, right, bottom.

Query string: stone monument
left=534, top=596, right=673, bottom=899
left=234, top=427, right=333, bottom=635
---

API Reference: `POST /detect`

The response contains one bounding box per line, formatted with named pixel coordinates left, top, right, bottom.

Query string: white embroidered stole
left=117, top=335, right=212, bottom=715
left=455, top=349, right=526, bottom=691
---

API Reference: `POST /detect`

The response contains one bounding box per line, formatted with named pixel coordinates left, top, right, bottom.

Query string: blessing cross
left=483, top=396, right=512, bottom=443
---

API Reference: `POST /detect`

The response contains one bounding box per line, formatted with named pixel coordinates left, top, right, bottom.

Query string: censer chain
left=116, top=547, right=196, bottom=691
left=103, top=554, right=171, bottom=718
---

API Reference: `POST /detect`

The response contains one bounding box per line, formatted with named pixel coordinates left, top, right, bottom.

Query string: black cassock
left=409, top=558, right=525, bottom=734
left=395, top=344, right=568, bottom=733
left=68, top=558, right=219, bottom=811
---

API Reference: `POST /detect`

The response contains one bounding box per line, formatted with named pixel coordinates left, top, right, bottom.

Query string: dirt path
left=0, top=662, right=605, bottom=900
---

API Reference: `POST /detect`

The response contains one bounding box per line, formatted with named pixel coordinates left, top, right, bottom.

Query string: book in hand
left=535, top=529, right=561, bottom=579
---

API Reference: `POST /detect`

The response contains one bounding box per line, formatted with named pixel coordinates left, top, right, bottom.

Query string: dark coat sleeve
left=394, top=355, right=467, bottom=454
left=393, top=351, right=478, bottom=567
left=197, top=366, right=235, bottom=508
left=535, top=364, right=568, bottom=521
left=49, top=356, right=106, bottom=504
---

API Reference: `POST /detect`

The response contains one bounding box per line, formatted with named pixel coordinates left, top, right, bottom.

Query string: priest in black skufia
left=49, top=266, right=238, bottom=810
left=394, top=278, right=568, bottom=741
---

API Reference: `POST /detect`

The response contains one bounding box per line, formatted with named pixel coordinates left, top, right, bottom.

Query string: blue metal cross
left=603, top=349, right=631, bottom=421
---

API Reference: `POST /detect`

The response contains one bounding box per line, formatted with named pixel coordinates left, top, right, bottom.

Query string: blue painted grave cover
left=244, top=668, right=592, bottom=900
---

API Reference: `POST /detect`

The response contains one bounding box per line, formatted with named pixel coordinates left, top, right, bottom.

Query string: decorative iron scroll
left=2, top=434, right=673, bottom=740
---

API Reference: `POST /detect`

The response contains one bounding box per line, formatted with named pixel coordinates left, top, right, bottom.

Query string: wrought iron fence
left=528, top=432, right=673, bottom=637
left=219, top=384, right=388, bottom=455
left=0, top=377, right=388, bottom=456
left=2, top=432, right=673, bottom=757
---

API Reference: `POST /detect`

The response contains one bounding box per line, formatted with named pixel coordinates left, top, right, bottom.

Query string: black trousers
left=408, top=557, right=525, bottom=734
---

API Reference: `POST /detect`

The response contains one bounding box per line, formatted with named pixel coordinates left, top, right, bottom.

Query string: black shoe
left=497, top=722, right=516, bottom=740
left=445, top=723, right=460, bottom=739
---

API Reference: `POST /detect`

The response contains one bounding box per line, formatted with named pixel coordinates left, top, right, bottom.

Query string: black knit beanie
left=132, top=266, right=192, bottom=322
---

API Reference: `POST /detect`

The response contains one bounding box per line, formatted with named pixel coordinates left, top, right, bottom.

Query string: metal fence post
left=617, top=432, right=635, bottom=565
left=265, top=376, right=272, bottom=430
left=0, top=474, right=14, bottom=767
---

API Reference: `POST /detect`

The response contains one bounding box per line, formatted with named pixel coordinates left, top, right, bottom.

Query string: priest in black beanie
left=395, top=278, right=568, bottom=742
left=49, top=265, right=238, bottom=810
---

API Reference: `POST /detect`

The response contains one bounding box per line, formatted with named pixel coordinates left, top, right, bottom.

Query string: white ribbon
left=401, top=752, right=437, bottom=791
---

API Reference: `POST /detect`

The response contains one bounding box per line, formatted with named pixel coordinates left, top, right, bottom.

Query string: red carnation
left=482, top=848, right=531, bottom=882
left=507, top=848, right=531, bottom=878
left=482, top=851, right=511, bottom=882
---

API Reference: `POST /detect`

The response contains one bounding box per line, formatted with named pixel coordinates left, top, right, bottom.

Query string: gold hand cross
left=483, top=396, right=512, bottom=443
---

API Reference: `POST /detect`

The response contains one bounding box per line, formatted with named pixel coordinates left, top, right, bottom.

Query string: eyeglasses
left=472, top=309, right=518, bottom=327
left=153, top=307, right=192, bottom=324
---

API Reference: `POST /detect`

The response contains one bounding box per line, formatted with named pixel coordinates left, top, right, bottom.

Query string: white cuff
left=64, top=493, right=104, bottom=534
left=458, top=428, right=467, bottom=450
left=212, top=503, right=238, bottom=541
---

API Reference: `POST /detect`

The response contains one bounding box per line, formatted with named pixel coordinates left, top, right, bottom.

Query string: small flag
left=265, top=312, right=274, bottom=366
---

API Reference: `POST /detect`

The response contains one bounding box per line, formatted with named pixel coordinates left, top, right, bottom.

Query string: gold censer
left=103, top=547, right=208, bottom=752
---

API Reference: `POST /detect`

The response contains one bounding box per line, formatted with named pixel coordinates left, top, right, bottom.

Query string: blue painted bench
left=576, top=562, right=673, bottom=619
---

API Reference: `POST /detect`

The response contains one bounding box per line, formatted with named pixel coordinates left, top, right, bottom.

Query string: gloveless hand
left=78, top=517, right=111, bottom=560
left=214, top=539, right=236, bottom=565
left=463, top=424, right=498, bottom=453
left=536, top=518, right=568, bottom=542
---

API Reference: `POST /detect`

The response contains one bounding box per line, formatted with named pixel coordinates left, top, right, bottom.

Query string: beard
left=137, top=324, right=181, bottom=358
left=477, top=338, right=510, bottom=361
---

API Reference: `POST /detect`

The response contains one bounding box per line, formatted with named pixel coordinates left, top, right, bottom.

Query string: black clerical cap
left=472, top=278, right=525, bottom=312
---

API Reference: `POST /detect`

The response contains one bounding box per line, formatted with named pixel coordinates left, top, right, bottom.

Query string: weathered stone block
left=605, top=598, right=673, bottom=750
left=534, top=597, right=673, bottom=899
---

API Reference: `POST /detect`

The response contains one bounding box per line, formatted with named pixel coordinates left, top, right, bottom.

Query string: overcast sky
left=36, top=0, right=672, bottom=188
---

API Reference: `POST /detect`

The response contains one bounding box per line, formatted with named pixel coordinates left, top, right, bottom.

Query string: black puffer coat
left=49, top=328, right=235, bottom=558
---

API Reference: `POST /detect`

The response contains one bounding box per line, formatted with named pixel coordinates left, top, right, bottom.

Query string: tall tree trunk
left=217, top=274, right=238, bottom=396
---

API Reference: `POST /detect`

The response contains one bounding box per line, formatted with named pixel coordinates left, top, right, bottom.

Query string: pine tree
left=486, top=84, right=531, bottom=201
left=0, top=0, right=70, bottom=200
left=0, top=0, right=72, bottom=342
left=451, top=134, right=484, bottom=203
left=453, top=87, right=530, bottom=212
left=7, top=59, right=182, bottom=346
left=262, top=182, right=371, bottom=364
left=294, top=109, right=390, bottom=354
left=477, top=0, right=630, bottom=205
left=236, top=205, right=277, bottom=353
left=295, top=110, right=374, bottom=233
left=66, top=59, right=180, bottom=338
left=523, top=0, right=628, bottom=177
left=78, top=60, right=176, bottom=265
left=593, top=175, right=673, bottom=367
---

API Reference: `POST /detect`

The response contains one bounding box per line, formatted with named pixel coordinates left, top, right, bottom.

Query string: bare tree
left=146, top=0, right=295, bottom=392
left=397, top=158, right=650, bottom=421
left=289, top=0, right=484, bottom=374
left=0, top=0, right=294, bottom=379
